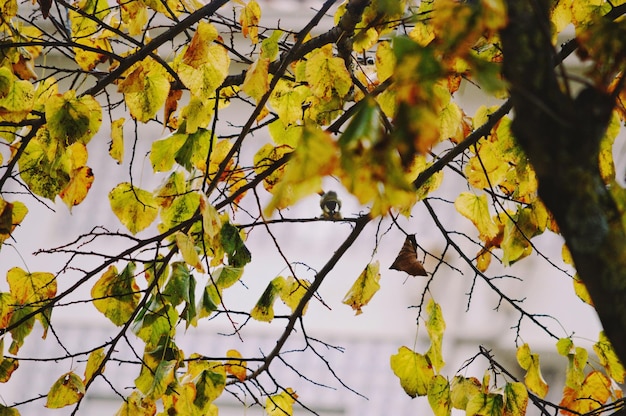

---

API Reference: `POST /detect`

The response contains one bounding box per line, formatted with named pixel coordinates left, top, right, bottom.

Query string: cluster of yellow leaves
left=389, top=300, right=531, bottom=416
left=557, top=335, right=625, bottom=415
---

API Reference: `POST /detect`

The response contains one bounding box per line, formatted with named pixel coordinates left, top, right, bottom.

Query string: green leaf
left=91, top=263, right=140, bottom=326
left=109, top=182, right=159, bottom=234
left=220, top=222, right=251, bottom=268
left=342, top=261, right=381, bottom=315
left=390, top=346, right=435, bottom=398
left=132, top=302, right=179, bottom=347
left=45, top=372, right=85, bottom=408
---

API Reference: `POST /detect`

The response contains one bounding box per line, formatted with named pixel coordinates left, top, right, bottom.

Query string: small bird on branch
left=319, top=190, right=342, bottom=220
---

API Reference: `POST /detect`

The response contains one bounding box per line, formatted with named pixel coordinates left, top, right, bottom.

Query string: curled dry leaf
left=389, top=234, right=428, bottom=276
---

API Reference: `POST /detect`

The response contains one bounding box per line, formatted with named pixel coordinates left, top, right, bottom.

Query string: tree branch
left=501, top=0, right=626, bottom=361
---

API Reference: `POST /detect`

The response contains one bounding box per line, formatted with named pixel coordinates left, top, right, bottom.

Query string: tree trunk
left=501, top=1, right=626, bottom=362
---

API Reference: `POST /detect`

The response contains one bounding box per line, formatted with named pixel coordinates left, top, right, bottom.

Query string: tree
left=0, top=0, right=626, bottom=414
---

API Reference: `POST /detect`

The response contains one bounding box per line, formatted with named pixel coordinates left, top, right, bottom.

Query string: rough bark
left=500, top=1, right=626, bottom=362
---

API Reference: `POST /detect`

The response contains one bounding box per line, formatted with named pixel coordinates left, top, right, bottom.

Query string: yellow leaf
left=253, top=143, right=293, bottom=194
left=426, top=299, right=446, bottom=372
left=242, top=57, right=270, bottom=102
left=594, top=331, right=626, bottom=383
left=0, top=292, right=16, bottom=329
left=560, top=371, right=612, bottom=415
left=84, top=348, right=105, bottom=384
left=0, top=339, right=19, bottom=382
left=342, top=262, right=381, bottom=315
left=450, top=376, right=481, bottom=410
left=59, top=165, right=94, bottom=211
left=120, top=0, right=148, bottom=35
left=251, top=277, right=284, bottom=322
left=118, top=62, right=170, bottom=123
left=108, top=182, right=158, bottom=234
left=266, top=388, right=297, bottom=416
left=556, top=338, right=587, bottom=390
left=0, top=67, right=35, bottom=123
left=0, top=199, right=27, bottom=246
left=175, top=27, right=230, bottom=101
left=279, top=276, right=310, bottom=314
left=516, top=343, right=549, bottom=398
left=573, top=273, right=593, bottom=305
left=225, top=349, right=247, bottom=382
left=504, top=382, right=528, bottom=416
left=375, top=41, right=395, bottom=82
left=175, top=231, right=205, bottom=273
left=240, top=0, right=261, bottom=44
left=180, top=96, right=214, bottom=133
left=305, top=45, right=352, bottom=98
left=199, top=196, right=222, bottom=239
left=268, top=80, right=310, bottom=125
left=115, top=391, right=156, bottom=416
left=454, top=192, right=499, bottom=240
left=466, top=391, right=504, bottom=416
left=427, top=375, right=451, bottom=416
left=45, top=372, right=85, bottom=408
left=109, top=118, right=125, bottom=164
left=7, top=267, right=56, bottom=306
left=390, top=346, right=435, bottom=398
left=45, top=91, right=102, bottom=146
left=91, top=264, right=140, bottom=326
left=182, top=21, right=218, bottom=67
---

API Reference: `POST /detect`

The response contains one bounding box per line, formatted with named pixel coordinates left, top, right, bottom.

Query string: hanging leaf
left=516, top=343, right=549, bottom=398
left=109, top=117, right=125, bottom=164
left=389, top=235, right=428, bottom=276
left=84, top=348, right=105, bottom=384
left=251, top=277, right=284, bottom=322
left=240, top=0, right=261, bottom=44
left=175, top=232, right=205, bottom=273
left=108, top=182, right=159, bottom=234
left=45, top=372, right=85, bottom=408
left=390, top=346, right=435, bottom=398
left=425, top=299, right=446, bottom=372
left=594, top=331, right=626, bottom=383
left=342, top=261, right=381, bottom=315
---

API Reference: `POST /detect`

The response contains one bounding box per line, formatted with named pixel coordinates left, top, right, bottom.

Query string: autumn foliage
left=1, top=0, right=626, bottom=415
